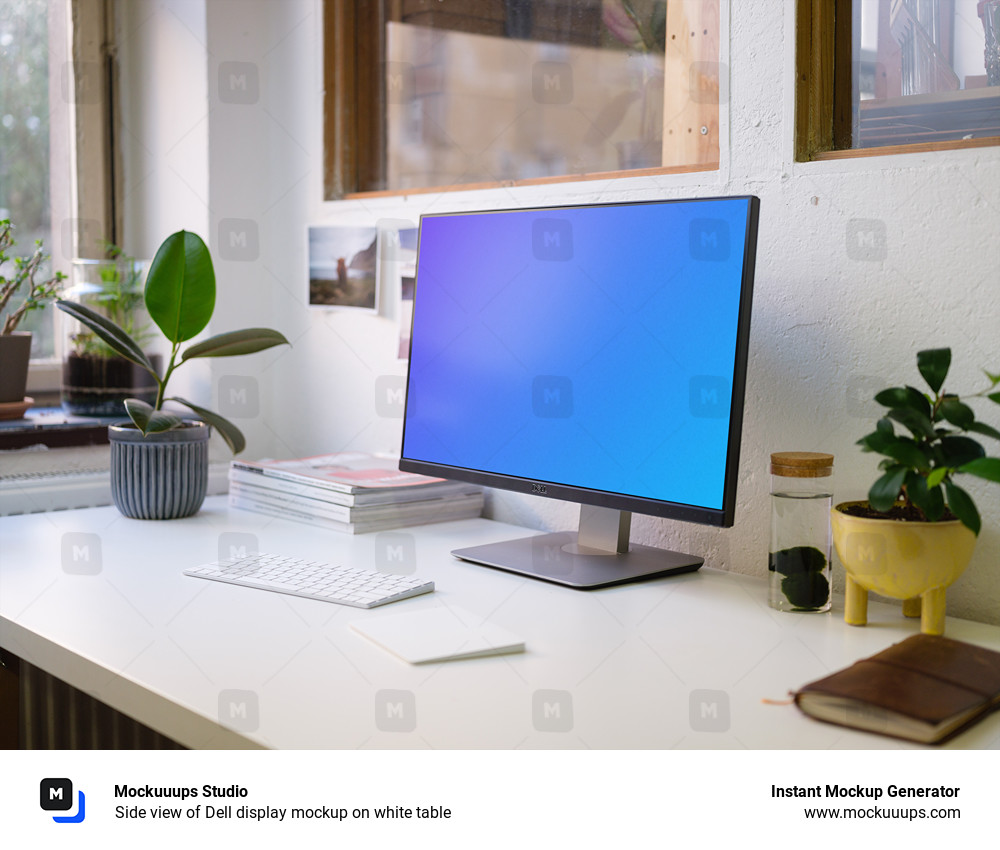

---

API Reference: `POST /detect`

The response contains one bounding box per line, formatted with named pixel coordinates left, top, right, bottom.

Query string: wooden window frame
left=25, top=0, right=121, bottom=403
left=794, top=0, right=1000, bottom=162
left=69, top=0, right=123, bottom=256
left=323, top=0, right=388, bottom=200
left=322, top=0, right=721, bottom=200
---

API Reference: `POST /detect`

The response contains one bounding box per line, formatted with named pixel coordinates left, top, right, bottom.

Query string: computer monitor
left=399, top=195, right=760, bottom=588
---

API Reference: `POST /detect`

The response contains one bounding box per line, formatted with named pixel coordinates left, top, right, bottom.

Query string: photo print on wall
left=389, top=227, right=417, bottom=358
left=308, top=225, right=380, bottom=312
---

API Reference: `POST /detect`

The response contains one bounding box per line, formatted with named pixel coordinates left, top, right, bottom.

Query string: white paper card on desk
left=351, top=605, right=525, bottom=664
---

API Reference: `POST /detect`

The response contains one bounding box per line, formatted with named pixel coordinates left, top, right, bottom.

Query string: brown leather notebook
left=794, top=634, right=1000, bottom=744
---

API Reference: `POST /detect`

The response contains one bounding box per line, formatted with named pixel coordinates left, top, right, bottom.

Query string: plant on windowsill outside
left=0, top=219, right=66, bottom=411
left=61, top=243, right=161, bottom=415
left=601, top=0, right=668, bottom=169
left=57, top=229, right=290, bottom=519
left=831, top=348, right=1000, bottom=635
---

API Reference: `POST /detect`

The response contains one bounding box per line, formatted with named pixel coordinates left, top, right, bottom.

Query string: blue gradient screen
left=401, top=198, right=753, bottom=511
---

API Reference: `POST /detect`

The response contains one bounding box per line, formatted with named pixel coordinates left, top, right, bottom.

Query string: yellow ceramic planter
left=830, top=501, right=976, bottom=635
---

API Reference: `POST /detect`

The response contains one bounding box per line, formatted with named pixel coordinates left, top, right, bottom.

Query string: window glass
left=854, top=0, right=1000, bottom=147
left=0, top=0, right=55, bottom=358
left=331, top=0, right=720, bottom=196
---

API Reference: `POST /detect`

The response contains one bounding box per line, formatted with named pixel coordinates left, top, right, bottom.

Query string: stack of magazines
left=228, top=452, right=484, bottom=534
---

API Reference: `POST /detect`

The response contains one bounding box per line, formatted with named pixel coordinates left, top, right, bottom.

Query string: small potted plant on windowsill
left=57, top=229, right=290, bottom=519
left=61, top=245, right=160, bottom=415
left=831, top=348, right=1000, bottom=635
left=0, top=219, right=65, bottom=416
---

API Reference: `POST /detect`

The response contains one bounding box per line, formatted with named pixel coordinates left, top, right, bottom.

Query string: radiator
left=0, top=467, right=114, bottom=515
left=11, top=655, right=184, bottom=749
left=0, top=458, right=231, bottom=516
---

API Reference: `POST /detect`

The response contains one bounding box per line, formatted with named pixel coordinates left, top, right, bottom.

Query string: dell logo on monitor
left=531, top=483, right=548, bottom=495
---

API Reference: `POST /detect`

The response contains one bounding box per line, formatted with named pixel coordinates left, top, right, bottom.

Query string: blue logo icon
left=689, top=218, right=730, bottom=261
left=40, top=778, right=86, bottom=823
left=531, top=218, right=573, bottom=261
left=532, top=375, right=573, bottom=418
left=689, top=375, right=729, bottom=418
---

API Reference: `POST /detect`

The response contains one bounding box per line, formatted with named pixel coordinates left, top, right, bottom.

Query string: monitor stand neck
left=450, top=504, right=704, bottom=589
left=570, top=504, right=631, bottom=555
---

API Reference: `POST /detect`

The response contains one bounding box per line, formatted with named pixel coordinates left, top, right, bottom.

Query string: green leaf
left=56, top=300, right=157, bottom=376
left=858, top=431, right=929, bottom=469
left=145, top=231, right=215, bottom=343
left=938, top=397, right=974, bottom=429
left=917, top=348, right=951, bottom=394
left=989, top=391, right=1000, bottom=405
left=869, top=465, right=908, bottom=513
left=925, top=484, right=945, bottom=521
left=960, top=457, right=1000, bottom=483
left=984, top=369, right=1000, bottom=386
left=904, top=472, right=944, bottom=521
left=926, top=467, right=949, bottom=488
left=874, top=386, right=930, bottom=418
left=857, top=430, right=888, bottom=452
left=924, top=484, right=945, bottom=521
left=944, top=479, right=980, bottom=536
left=181, top=328, right=290, bottom=361
left=859, top=419, right=893, bottom=448
left=891, top=439, right=932, bottom=470
left=125, top=398, right=182, bottom=435
left=169, top=396, right=245, bottom=454
left=939, top=435, right=985, bottom=467
left=966, top=421, right=1000, bottom=442
left=886, top=407, right=936, bottom=441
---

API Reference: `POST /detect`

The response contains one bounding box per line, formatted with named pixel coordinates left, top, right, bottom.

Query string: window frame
left=25, top=0, right=121, bottom=400
left=69, top=0, right=123, bottom=255
left=794, top=0, right=1000, bottom=162
left=322, top=0, right=723, bottom=200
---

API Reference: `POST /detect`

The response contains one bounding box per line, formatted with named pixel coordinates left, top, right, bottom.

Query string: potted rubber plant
left=0, top=219, right=65, bottom=411
left=831, top=348, right=1000, bottom=635
left=57, top=230, right=289, bottom=519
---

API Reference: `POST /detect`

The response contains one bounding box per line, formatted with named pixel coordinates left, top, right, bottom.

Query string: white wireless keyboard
left=184, top=553, right=434, bottom=608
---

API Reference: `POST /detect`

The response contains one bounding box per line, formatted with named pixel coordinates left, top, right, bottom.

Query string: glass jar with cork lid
left=769, top=451, right=834, bottom=613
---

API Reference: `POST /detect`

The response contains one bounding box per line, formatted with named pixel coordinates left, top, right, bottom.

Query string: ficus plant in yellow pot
left=832, top=348, right=1000, bottom=635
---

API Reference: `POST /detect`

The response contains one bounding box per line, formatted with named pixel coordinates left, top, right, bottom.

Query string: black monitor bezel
left=399, top=194, right=760, bottom=529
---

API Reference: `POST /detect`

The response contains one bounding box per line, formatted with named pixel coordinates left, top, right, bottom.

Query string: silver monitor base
left=451, top=507, right=703, bottom=589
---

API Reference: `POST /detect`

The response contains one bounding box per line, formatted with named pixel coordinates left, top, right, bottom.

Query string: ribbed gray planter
left=109, top=421, right=210, bottom=519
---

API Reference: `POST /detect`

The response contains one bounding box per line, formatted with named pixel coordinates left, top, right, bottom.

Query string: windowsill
left=0, top=407, right=116, bottom=450
left=806, top=135, right=1000, bottom=162
left=342, top=161, right=721, bottom=201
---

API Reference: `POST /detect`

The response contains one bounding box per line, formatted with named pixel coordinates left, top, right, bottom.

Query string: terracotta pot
left=830, top=501, right=976, bottom=635
left=0, top=332, right=32, bottom=403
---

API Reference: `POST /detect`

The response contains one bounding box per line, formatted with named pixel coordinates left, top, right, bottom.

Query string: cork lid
left=770, top=451, right=834, bottom=477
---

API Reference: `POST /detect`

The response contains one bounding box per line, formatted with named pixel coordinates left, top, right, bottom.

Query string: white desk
left=3, top=496, right=1000, bottom=749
